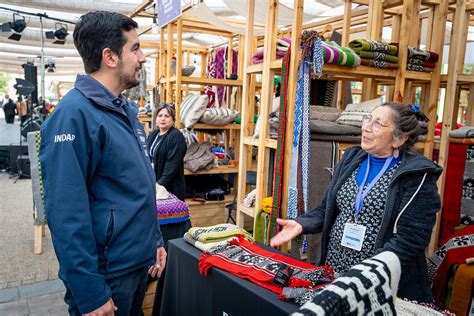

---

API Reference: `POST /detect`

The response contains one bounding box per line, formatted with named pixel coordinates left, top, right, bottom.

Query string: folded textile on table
left=199, top=236, right=334, bottom=298
left=357, top=51, right=399, bottom=64
left=188, top=223, right=254, bottom=243
left=291, top=251, right=401, bottom=313
left=360, top=58, right=399, bottom=69
left=349, top=39, right=398, bottom=55
left=156, top=192, right=190, bottom=225
left=449, top=125, right=474, bottom=138
left=408, top=47, right=439, bottom=63
left=183, top=232, right=238, bottom=252
left=321, top=41, right=361, bottom=67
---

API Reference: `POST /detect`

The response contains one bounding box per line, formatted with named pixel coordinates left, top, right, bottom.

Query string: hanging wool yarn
left=287, top=30, right=324, bottom=220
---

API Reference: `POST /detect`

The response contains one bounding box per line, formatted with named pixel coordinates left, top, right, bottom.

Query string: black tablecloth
left=160, top=238, right=299, bottom=316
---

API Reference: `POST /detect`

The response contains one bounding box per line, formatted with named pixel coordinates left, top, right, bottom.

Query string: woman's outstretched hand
left=270, top=218, right=303, bottom=247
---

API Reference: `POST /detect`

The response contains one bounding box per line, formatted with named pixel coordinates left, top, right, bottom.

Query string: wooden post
left=337, top=0, right=352, bottom=109
left=236, top=0, right=256, bottom=227
left=166, top=23, right=174, bottom=103
left=279, top=0, right=304, bottom=252
left=427, top=0, right=462, bottom=256
left=175, top=18, right=183, bottom=127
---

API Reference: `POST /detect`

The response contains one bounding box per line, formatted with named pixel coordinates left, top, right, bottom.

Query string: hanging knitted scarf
left=199, top=235, right=333, bottom=298
left=287, top=31, right=323, bottom=219
left=267, top=50, right=291, bottom=243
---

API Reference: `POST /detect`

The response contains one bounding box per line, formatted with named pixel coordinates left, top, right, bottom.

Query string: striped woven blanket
left=156, top=192, right=190, bottom=225
left=322, top=41, right=361, bottom=67
left=361, top=58, right=398, bottom=69
left=349, top=39, right=398, bottom=55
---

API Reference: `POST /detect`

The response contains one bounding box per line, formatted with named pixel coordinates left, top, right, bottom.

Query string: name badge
left=341, top=222, right=366, bottom=251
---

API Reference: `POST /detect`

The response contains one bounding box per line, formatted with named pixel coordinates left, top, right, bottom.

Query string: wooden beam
left=128, top=0, right=153, bottom=18
left=165, top=23, right=174, bottom=103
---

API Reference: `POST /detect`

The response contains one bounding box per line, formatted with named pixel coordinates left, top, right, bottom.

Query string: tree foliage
left=0, top=72, right=9, bottom=94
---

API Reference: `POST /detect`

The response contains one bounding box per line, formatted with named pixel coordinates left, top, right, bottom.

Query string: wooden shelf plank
left=185, top=165, right=239, bottom=175
left=160, top=75, right=243, bottom=86
left=321, top=64, right=397, bottom=79
left=246, top=64, right=263, bottom=74
left=404, top=70, right=433, bottom=81
left=237, top=205, right=255, bottom=217
left=184, top=123, right=241, bottom=130
left=265, top=138, right=278, bottom=149
left=243, top=136, right=259, bottom=146
left=186, top=194, right=234, bottom=206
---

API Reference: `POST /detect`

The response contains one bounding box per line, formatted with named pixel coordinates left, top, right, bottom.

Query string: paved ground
left=0, top=117, right=68, bottom=314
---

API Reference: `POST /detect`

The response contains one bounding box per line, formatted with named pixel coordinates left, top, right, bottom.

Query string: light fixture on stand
left=1, top=13, right=27, bottom=41
left=45, top=23, right=69, bottom=45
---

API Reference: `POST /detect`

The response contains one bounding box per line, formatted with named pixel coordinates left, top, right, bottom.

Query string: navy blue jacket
left=296, top=146, right=442, bottom=302
left=40, top=75, right=163, bottom=314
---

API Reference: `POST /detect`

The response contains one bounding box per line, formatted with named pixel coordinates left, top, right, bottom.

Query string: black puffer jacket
left=295, top=146, right=443, bottom=302
left=147, top=127, right=187, bottom=200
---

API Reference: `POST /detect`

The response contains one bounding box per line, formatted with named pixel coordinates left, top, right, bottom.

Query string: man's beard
left=118, top=60, right=141, bottom=90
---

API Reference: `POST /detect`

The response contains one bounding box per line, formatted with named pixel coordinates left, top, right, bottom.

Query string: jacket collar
left=349, top=146, right=442, bottom=177
left=74, top=74, right=137, bottom=116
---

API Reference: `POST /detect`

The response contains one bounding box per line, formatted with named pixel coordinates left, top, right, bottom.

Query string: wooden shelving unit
left=155, top=11, right=245, bottom=227
left=234, top=0, right=450, bottom=254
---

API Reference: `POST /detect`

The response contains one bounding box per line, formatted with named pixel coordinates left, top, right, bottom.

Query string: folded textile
left=277, top=38, right=291, bottom=52
left=449, top=125, right=474, bottom=138
left=360, top=58, right=399, bottom=69
left=254, top=207, right=270, bottom=243
left=156, top=192, right=190, bottom=225
left=349, top=39, right=398, bottom=55
left=188, top=223, right=254, bottom=243
left=395, top=299, right=447, bottom=316
left=310, top=105, right=341, bottom=122
left=252, top=49, right=287, bottom=64
left=261, top=196, right=273, bottom=213
left=310, top=120, right=361, bottom=135
left=407, top=63, right=434, bottom=72
left=199, top=236, right=334, bottom=298
left=428, top=225, right=474, bottom=308
left=357, top=51, right=399, bottom=63
left=408, top=58, right=437, bottom=68
left=321, top=41, right=361, bottom=67
left=184, top=142, right=215, bottom=173
left=183, top=232, right=237, bottom=252
left=291, top=251, right=401, bottom=312
left=408, top=47, right=439, bottom=62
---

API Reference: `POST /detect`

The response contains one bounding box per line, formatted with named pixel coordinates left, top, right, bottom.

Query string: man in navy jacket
left=40, top=11, right=166, bottom=315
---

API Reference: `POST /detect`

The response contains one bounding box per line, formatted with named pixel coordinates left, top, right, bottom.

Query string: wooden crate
left=142, top=280, right=157, bottom=316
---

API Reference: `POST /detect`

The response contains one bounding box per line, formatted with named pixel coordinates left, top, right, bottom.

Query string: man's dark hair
left=73, top=11, right=138, bottom=74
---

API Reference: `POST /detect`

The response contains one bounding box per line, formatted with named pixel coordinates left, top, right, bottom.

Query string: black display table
left=160, top=238, right=299, bottom=316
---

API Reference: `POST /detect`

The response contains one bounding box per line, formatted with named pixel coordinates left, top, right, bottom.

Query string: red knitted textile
left=198, top=236, right=333, bottom=296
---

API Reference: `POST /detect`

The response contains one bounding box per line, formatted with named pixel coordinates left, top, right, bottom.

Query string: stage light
left=45, top=23, right=69, bottom=45
left=1, top=13, right=27, bottom=41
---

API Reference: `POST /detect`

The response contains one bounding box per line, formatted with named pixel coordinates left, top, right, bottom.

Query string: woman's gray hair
left=152, top=103, right=176, bottom=127
left=379, top=102, right=428, bottom=154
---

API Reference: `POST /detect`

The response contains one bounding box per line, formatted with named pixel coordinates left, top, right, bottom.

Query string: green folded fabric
left=254, top=208, right=270, bottom=243
left=349, top=39, right=398, bottom=56
left=188, top=223, right=254, bottom=243
left=357, top=51, right=398, bottom=63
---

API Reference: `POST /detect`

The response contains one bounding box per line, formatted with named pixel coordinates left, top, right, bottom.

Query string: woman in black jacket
left=271, top=103, right=442, bottom=302
left=147, top=103, right=191, bottom=315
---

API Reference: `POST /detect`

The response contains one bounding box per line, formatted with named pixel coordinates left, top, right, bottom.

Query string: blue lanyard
left=354, top=156, right=393, bottom=219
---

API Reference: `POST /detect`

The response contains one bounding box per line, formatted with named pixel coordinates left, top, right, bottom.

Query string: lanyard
left=354, top=156, right=393, bottom=219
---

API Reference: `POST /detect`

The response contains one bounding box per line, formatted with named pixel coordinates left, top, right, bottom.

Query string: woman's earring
left=393, top=147, right=399, bottom=159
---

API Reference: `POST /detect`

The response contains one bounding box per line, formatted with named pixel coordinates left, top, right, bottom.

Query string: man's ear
left=102, top=48, right=119, bottom=68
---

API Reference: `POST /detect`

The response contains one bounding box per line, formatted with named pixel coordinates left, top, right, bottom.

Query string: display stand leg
left=34, top=224, right=43, bottom=255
